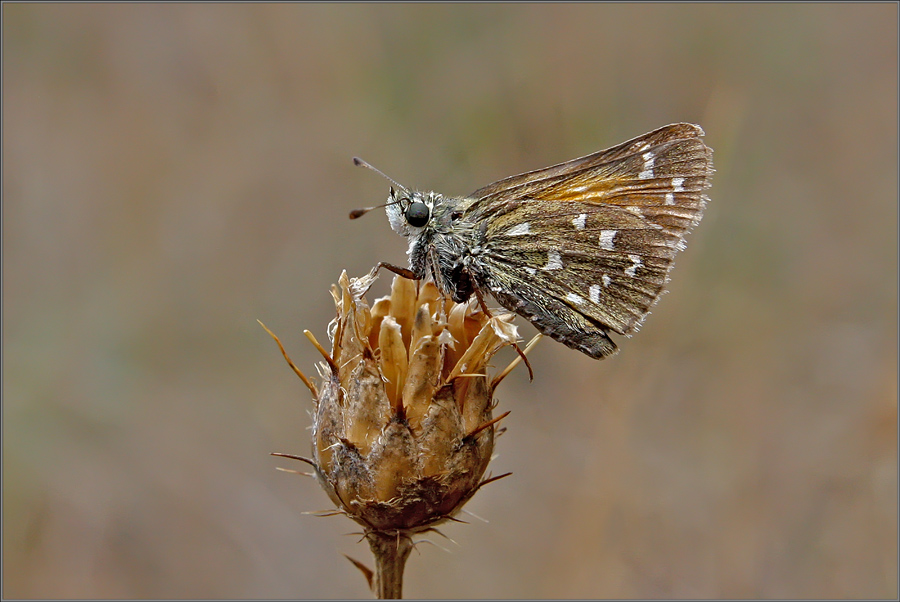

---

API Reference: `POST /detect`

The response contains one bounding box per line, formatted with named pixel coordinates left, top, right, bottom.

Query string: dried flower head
left=316, top=269, right=521, bottom=532
left=264, top=270, right=535, bottom=598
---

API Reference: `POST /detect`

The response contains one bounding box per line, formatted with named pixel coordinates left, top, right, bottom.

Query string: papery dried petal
left=448, top=315, right=517, bottom=381
left=377, top=316, right=408, bottom=411
left=408, top=304, right=434, bottom=360
left=388, top=274, right=418, bottom=351
left=402, top=335, right=442, bottom=432
left=368, top=297, right=391, bottom=350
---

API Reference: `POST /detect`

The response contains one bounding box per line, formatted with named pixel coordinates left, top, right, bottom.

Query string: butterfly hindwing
left=486, top=270, right=621, bottom=359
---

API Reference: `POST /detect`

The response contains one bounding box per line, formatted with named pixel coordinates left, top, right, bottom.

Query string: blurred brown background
left=3, top=4, right=896, bottom=599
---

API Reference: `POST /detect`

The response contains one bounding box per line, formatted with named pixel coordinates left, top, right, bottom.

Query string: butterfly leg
left=472, top=285, right=494, bottom=317
left=374, top=261, right=421, bottom=281
left=510, top=338, right=534, bottom=381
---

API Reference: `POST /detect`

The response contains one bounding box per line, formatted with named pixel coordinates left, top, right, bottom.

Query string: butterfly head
left=385, top=188, right=439, bottom=237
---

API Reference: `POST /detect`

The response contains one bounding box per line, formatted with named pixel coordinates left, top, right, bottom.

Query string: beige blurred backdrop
left=3, top=4, right=896, bottom=599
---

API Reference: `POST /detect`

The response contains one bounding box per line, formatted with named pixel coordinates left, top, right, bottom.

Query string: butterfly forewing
left=468, top=123, right=710, bottom=205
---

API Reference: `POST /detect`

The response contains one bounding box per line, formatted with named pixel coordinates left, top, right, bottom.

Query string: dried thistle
left=263, top=270, right=537, bottom=599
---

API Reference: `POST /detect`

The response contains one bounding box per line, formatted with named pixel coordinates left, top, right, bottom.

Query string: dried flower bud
left=313, top=270, right=520, bottom=534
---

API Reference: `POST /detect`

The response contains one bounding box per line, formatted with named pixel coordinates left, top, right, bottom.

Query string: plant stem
left=367, top=531, right=413, bottom=599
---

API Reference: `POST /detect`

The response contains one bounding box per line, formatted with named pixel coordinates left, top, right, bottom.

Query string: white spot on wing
left=589, top=284, right=601, bottom=303
left=542, top=250, right=563, bottom=271
left=566, top=292, right=585, bottom=305
left=504, top=222, right=531, bottom=236
left=572, top=214, right=587, bottom=230
left=638, top=151, right=655, bottom=179
left=602, top=275, right=612, bottom=288
left=525, top=267, right=537, bottom=275
left=665, top=192, right=675, bottom=205
left=672, top=177, right=685, bottom=192
left=624, top=254, right=642, bottom=277
left=599, top=230, right=617, bottom=250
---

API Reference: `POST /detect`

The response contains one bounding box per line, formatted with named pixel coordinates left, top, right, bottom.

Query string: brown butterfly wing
left=465, top=123, right=713, bottom=358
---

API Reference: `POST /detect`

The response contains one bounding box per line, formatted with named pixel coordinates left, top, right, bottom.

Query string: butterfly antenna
left=353, top=157, right=408, bottom=192
left=350, top=157, right=411, bottom=219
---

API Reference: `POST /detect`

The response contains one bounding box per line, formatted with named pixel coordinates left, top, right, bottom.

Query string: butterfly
left=350, top=123, right=713, bottom=359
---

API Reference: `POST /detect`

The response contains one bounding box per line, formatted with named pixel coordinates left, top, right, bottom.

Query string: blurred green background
left=3, top=4, right=896, bottom=599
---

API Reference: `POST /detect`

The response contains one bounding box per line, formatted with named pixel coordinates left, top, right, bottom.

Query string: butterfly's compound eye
left=405, top=201, right=430, bottom=227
